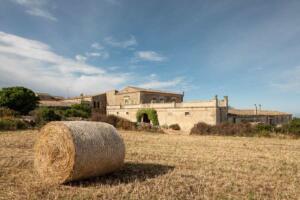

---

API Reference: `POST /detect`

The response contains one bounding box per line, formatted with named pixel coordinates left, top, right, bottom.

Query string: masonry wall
left=92, top=93, right=107, bottom=114
left=107, top=99, right=228, bottom=132
left=140, top=92, right=183, bottom=104
left=228, top=114, right=292, bottom=125
left=106, top=90, right=141, bottom=105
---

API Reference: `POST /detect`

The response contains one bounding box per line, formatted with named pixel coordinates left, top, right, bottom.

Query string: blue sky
left=0, top=0, right=300, bottom=115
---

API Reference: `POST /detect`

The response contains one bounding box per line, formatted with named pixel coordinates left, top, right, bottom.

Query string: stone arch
left=136, top=108, right=159, bottom=126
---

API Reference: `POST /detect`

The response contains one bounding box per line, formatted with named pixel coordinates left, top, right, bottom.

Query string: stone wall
left=92, top=93, right=107, bottom=114
left=107, top=98, right=228, bottom=132
left=228, top=114, right=292, bottom=125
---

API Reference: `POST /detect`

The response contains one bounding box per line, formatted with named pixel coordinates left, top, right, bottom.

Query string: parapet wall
left=106, top=98, right=228, bottom=132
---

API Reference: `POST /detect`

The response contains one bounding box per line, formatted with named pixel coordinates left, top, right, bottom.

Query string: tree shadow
left=66, top=162, right=174, bottom=187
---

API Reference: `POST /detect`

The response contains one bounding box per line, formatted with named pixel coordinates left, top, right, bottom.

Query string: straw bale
left=34, top=121, right=125, bottom=184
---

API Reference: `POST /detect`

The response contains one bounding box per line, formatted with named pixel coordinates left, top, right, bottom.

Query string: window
left=124, top=96, right=130, bottom=104
left=185, top=112, right=190, bottom=116
left=159, top=98, right=165, bottom=103
left=93, top=101, right=96, bottom=108
left=97, top=102, right=100, bottom=108
left=171, top=97, right=177, bottom=102
left=151, top=98, right=157, bottom=103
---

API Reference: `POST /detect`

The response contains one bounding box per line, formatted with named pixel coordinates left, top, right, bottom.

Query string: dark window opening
left=142, top=113, right=150, bottom=123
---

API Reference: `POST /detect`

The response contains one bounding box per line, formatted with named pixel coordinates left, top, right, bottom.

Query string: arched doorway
left=142, top=113, right=150, bottom=123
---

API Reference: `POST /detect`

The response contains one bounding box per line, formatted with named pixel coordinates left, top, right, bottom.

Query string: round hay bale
left=34, top=121, right=125, bottom=184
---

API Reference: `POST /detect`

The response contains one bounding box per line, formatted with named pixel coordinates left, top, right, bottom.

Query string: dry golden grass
left=0, top=130, right=300, bottom=199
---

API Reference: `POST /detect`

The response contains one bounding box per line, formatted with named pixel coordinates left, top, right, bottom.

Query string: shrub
left=288, top=118, right=300, bottom=136
left=169, top=124, right=181, bottom=130
left=0, top=87, right=39, bottom=114
left=190, top=122, right=254, bottom=136
left=0, top=118, right=29, bottom=131
left=0, top=107, right=17, bottom=118
left=255, top=123, right=274, bottom=132
left=91, top=113, right=136, bottom=130
left=63, top=103, right=91, bottom=118
left=33, top=107, right=62, bottom=126
left=117, top=119, right=136, bottom=130
left=190, top=122, right=212, bottom=135
left=136, top=108, right=159, bottom=126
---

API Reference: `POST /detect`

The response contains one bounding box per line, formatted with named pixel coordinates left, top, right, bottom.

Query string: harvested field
left=0, top=130, right=300, bottom=199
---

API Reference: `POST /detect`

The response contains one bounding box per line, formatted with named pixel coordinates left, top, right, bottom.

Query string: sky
left=0, top=0, right=300, bottom=115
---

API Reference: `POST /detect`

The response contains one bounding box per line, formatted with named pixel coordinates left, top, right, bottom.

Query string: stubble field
left=0, top=130, right=299, bottom=199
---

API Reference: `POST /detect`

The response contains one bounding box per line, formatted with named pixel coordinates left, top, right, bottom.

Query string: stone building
left=228, top=109, right=292, bottom=125
left=92, top=86, right=229, bottom=131
left=38, top=86, right=293, bottom=131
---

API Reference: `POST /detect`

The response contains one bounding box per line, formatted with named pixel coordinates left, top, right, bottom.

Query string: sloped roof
left=118, top=86, right=183, bottom=95
left=228, top=109, right=291, bottom=116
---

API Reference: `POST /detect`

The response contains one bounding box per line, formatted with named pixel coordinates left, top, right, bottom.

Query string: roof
left=39, top=100, right=76, bottom=107
left=228, top=109, right=291, bottom=116
left=118, top=86, right=183, bottom=96
left=36, top=93, right=64, bottom=101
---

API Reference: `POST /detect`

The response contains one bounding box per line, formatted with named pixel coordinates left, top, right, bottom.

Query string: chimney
left=224, top=96, right=229, bottom=107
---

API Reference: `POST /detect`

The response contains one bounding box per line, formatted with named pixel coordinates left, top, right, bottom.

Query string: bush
left=255, top=123, right=274, bottom=132
left=190, top=122, right=254, bottom=136
left=91, top=113, right=136, bottom=130
left=33, top=107, right=62, bottom=126
left=288, top=118, right=300, bottom=136
left=0, top=118, right=29, bottom=131
left=0, top=107, right=17, bottom=118
left=63, top=103, right=91, bottom=118
left=136, top=108, right=159, bottom=126
left=169, top=124, right=181, bottom=130
left=0, top=87, right=39, bottom=114
left=190, top=122, right=212, bottom=135
left=136, top=122, right=164, bottom=133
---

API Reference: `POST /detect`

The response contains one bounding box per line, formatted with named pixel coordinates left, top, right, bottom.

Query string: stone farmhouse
left=38, top=86, right=292, bottom=131
left=91, top=86, right=228, bottom=131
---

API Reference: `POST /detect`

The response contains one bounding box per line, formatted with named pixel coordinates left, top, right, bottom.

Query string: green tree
left=0, top=86, right=39, bottom=115
left=64, top=102, right=91, bottom=118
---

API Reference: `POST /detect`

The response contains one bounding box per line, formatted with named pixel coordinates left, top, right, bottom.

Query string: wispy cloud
left=9, top=0, right=57, bottom=21
left=133, top=51, right=166, bottom=62
left=75, top=54, right=87, bottom=62
left=104, top=35, right=137, bottom=49
left=91, top=42, right=104, bottom=50
left=86, top=51, right=109, bottom=59
left=270, top=66, right=300, bottom=93
left=0, top=31, right=129, bottom=96
left=138, top=77, right=183, bottom=89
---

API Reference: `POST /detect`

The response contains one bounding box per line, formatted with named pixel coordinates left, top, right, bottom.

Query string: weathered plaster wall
left=107, top=99, right=228, bottom=132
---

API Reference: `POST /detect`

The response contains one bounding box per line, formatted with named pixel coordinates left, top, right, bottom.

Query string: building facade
left=228, top=109, right=292, bottom=125
left=92, top=86, right=229, bottom=131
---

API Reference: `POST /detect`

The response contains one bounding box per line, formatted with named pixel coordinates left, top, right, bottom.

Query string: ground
left=0, top=130, right=300, bottom=200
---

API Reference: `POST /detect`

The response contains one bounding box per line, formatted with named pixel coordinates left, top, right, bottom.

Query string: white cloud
left=91, top=42, right=104, bottom=50
left=86, top=51, right=110, bottom=59
left=104, top=35, right=137, bottom=49
left=75, top=54, right=87, bottom=62
left=0, top=31, right=129, bottom=96
left=9, top=0, right=57, bottom=21
left=138, top=77, right=183, bottom=89
left=134, top=51, right=166, bottom=62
